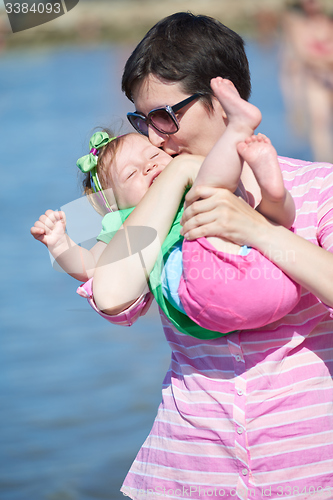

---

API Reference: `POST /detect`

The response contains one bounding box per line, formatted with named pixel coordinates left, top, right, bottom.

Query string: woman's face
left=132, top=74, right=227, bottom=157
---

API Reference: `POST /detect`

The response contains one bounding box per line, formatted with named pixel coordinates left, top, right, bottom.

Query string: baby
left=31, top=78, right=300, bottom=337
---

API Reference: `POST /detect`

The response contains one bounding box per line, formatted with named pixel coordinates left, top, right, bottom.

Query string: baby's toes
left=237, top=141, right=248, bottom=155
left=210, top=76, right=223, bottom=90
left=258, top=133, right=271, bottom=144
left=245, top=135, right=256, bottom=144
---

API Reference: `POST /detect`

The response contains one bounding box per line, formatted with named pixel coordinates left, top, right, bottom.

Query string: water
left=0, top=41, right=312, bottom=500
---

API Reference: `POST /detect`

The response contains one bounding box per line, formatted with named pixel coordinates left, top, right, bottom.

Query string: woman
left=280, top=0, right=333, bottom=162
left=88, top=12, right=333, bottom=500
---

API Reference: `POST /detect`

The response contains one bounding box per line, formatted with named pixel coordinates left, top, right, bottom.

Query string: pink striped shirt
left=78, top=157, right=333, bottom=500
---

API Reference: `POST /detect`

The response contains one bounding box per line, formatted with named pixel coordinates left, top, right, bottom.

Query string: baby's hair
left=81, top=129, right=126, bottom=216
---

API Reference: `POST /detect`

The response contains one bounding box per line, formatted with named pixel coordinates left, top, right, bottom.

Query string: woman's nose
left=148, top=126, right=167, bottom=149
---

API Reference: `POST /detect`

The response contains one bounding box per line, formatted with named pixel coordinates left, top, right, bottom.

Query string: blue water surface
left=0, top=40, right=311, bottom=500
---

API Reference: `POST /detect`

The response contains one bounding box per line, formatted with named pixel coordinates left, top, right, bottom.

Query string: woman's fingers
left=181, top=186, right=270, bottom=246
left=182, top=221, right=221, bottom=241
left=181, top=187, right=232, bottom=226
left=182, top=187, right=228, bottom=225
left=180, top=210, right=217, bottom=235
left=184, top=185, right=222, bottom=208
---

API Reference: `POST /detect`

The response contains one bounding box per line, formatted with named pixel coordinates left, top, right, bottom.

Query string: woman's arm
left=180, top=186, right=333, bottom=307
left=31, top=209, right=106, bottom=281
left=93, top=155, right=203, bottom=315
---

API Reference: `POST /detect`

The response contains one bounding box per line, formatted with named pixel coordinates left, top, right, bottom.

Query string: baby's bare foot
left=237, top=133, right=285, bottom=201
left=211, top=77, right=262, bottom=134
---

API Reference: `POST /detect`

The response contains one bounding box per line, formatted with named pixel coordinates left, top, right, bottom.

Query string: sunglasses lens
left=128, top=114, right=149, bottom=136
left=149, top=109, right=178, bottom=134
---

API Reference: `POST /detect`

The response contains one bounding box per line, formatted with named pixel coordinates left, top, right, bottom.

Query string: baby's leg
left=192, top=77, right=262, bottom=193
left=237, top=133, right=285, bottom=201
left=237, top=134, right=295, bottom=227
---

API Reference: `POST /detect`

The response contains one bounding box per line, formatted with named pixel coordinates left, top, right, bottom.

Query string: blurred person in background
left=280, top=0, right=333, bottom=161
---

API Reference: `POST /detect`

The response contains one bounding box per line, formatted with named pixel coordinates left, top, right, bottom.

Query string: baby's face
left=107, top=134, right=172, bottom=209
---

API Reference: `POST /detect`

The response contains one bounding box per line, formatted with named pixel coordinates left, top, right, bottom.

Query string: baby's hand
left=30, top=210, right=67, bottom=248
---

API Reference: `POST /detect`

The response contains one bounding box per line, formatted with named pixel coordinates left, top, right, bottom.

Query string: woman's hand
left=180, top=185, right=270, bottom=246
left=180, top=185, right=333, bottom=307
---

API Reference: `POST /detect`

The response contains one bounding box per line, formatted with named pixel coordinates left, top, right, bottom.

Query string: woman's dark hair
left=122, top=12, right=251, bottom=108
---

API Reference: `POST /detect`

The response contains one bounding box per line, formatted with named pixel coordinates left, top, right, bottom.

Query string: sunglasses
left=127, top=93, right=201, bottom=137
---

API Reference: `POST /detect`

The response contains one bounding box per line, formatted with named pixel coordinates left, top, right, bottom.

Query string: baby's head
left=78, top=130, right=172, bottom=213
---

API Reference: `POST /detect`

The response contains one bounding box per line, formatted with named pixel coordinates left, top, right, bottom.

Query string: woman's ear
left=210, top=78, right=237, bottom=120
left=211, top=95, right=227, bottom=120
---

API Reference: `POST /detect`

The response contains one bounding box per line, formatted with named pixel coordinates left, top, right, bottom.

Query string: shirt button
left=242, top=468, right=248, bottom=476
left=237, top=389, right=243, bottom=396
left=237, top=427, right=243, bottom=435
left=235, top=355, right=241, bottom=362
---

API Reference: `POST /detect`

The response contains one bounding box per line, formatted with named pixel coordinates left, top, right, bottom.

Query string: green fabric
left=97, top=207, right=135, bottom=243
left=76, top=131, right=117, bottom=174
left=98, top=204, right=232, bottom=340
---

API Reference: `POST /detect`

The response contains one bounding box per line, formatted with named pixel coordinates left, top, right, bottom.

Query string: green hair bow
left=77, top=131, right=118, bottom=212
left=76, top=131, right=117, bottom=173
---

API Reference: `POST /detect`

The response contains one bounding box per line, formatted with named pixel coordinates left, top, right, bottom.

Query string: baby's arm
left=238, top=134, right=295, bottom=228
left=30, top=209, right=106, bottom=281
left=93, top=155, right=203, bottom=315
